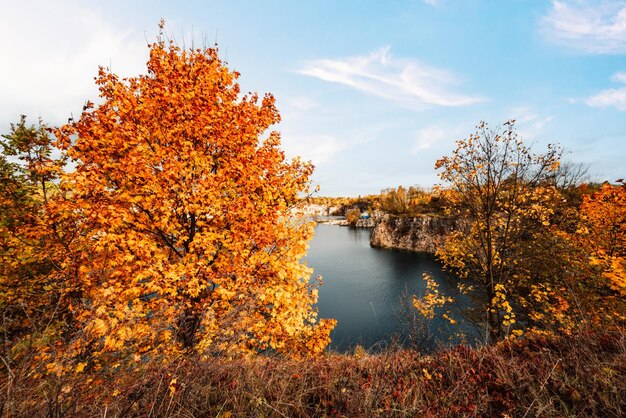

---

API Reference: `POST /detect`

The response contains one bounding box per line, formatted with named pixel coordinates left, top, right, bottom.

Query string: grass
left=2, top=328, right=624, bottom=417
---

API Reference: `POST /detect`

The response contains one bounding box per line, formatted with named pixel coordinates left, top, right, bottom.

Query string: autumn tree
left=49, top=29, right=334, bottom=368
left=579, top=181, right=626, bottom=296
left=434, top=121, right=563, bottom=342
left=373, top=185, right=440, bottom=216
left=345, top=208, right=361, bottom=225
left=554, top=161, right=590, bottom=192
left=0, top=116, right=73, bottom=373
left=382, top=186, right=409, bottom=214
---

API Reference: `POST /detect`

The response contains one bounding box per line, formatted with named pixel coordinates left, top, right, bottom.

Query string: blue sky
left=1, top=0, right=625, bottom=196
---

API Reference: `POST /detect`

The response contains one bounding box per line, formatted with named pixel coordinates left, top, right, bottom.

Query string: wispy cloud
left=412, top=126, right=446, bottom=153
left=0, top=0, right=148, bottom=128
left=506, top=106, right=555, bottom=139
left=611, top=71, right=626, bottom=83
left=542, top=0, right=626, bottom=54
left=509, top=106, right=554, bottom=129
left=297, top=47, right=485, bottom=110
left=586, top=71, right=626, bottom=110
left=421, top=0, right=443, bottom=7
left=282, top=135, right=347, bottom=166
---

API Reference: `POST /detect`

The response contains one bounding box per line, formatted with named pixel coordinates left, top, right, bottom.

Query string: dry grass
left=1, top=329, right=624, bottom=417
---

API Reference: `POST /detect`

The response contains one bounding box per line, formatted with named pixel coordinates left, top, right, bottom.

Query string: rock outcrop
left=292, top=204, right=341, bottom=217
left=370, top=215, right=456, bottom=253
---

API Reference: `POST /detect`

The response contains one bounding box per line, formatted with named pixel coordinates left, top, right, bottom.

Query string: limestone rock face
left=370, top=215, right=456, bottom=253
left=293, top=204, right=341, bottom=217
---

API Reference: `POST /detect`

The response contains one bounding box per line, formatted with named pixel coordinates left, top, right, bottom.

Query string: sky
left=1, top=0, right=625, bottom=196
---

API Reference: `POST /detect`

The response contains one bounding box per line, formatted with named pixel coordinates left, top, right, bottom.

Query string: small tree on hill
left=434, top=121, right=563, bottom=342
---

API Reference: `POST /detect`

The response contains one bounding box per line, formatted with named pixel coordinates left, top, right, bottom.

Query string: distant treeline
left=309, top=176, right=604, bottom=219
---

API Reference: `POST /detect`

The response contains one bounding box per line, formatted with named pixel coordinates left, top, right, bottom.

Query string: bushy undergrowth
left=1, top=329, right=624, bottom=417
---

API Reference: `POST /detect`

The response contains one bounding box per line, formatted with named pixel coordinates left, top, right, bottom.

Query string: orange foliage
left=345, top=208, right=361, bottom=225
left=0, top=117, right=75, bottom=369
left=42, top=29, right=334, bottom=369
left=580, top=181, right=626, bottom=295
left=412, top=273, right=455, bottom=324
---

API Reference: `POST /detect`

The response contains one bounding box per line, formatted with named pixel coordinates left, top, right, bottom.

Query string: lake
left=306, top=223, right=477, bottom=353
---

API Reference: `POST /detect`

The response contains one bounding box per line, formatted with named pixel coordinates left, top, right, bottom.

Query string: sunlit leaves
left=580, top=181, right=626, bottom=295
left=433, top=120, right=563, bottom=341
left=0, top=116, right=72, bottom=371
left=412, top=273, right=454, bottom=322
left=47, top=28, right=335, bottom=365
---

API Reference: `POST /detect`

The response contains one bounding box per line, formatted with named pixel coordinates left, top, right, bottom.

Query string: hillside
left=4, top=330, right=623, bottom=417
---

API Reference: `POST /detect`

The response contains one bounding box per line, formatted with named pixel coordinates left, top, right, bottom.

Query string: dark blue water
left=307, top=224, right=475, bottom=352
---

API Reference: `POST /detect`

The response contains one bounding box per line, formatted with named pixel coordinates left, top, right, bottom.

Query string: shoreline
left=316, top=218, right=349, bottom=226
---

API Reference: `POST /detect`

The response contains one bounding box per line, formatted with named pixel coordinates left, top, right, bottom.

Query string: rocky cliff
left=370, top=215, right=456, bottom=253
left=293, top=204, right=341, bottom=217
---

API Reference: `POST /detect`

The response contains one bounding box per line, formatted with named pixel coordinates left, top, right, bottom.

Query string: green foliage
left=0, top=116, right=69, bottom=348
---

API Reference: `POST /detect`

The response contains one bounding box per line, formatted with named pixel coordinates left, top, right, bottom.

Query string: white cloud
left=0, top=0, right=148, bottom=128
left=542, top=0, right=626, bottom=54
left=297, top=47, right=485, bottom=110
left=586, top=72, right=626, bottom=110
left=509, top=106, right=538, bottom=124
left=612, top=71, right=626, bottom=83
left=412, top=126, right=446, bottom=153
left=282, top=135, right=347, bottom=166
left=587, top=90, right=626, bottom=110
left=421, top=0, right=442, bottom=6
left=507, top=106, right=555, bottom=138
left=509, top=106, right=554, bottom=129
left=533, top=116, right=555, bottom=131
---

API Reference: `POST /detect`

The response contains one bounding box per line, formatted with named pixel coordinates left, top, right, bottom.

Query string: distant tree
left=554, top=161, right=590, bottom=191
left=372, top=185, right=440, bottom=216
left=346, top=208, right=361, bottom=225
left=376, top=186, right=408, bottom=214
